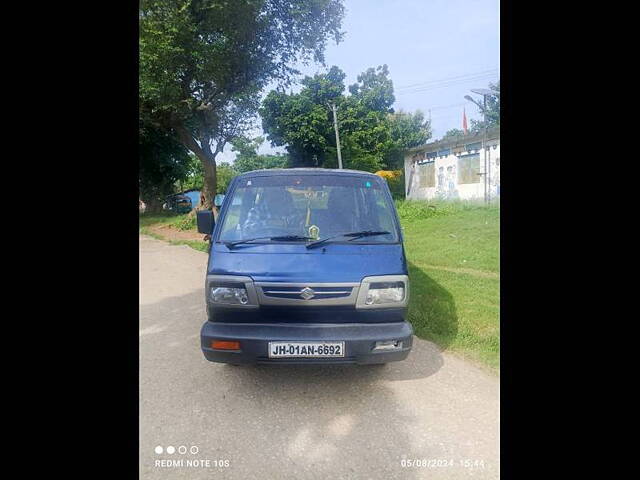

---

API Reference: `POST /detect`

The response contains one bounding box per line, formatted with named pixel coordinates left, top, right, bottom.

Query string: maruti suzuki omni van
left=196, top=168, right=413, bottom=365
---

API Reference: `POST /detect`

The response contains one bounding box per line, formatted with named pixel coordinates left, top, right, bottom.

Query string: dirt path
left=146, top=224, right=207, bottom=243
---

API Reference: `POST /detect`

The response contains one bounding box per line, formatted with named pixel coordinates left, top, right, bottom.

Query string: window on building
left=419, top=161, right=435, bottom=188
left=457, top=154, right=480, bottom=184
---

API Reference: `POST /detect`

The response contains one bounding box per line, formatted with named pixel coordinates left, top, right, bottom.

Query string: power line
left=395, top=68, right=499, bottom=91
left=427, top=102, right=467, bottom=112
left=396, top=103, right=476, bottom=123
left=396, top=76, right=499, bottom=95
left=396, top=69, right=498, bottom=90
left=396, top=73, right=499, bottom=95
left=430, top=112, right=474, bottom=121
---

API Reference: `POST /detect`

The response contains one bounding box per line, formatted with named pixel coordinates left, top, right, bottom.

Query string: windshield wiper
left=306, top=230, right=391, bottom=249
left=224, top=235, right=314, bottom=249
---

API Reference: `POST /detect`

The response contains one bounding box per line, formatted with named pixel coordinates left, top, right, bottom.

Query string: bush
left=375, top=170, right=405, bottom=200
left=395, top=199, right=491, bottom=220
left=172, top=214, right=197, bottom=231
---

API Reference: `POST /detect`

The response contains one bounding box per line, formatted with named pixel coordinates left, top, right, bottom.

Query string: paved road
left=139, top=235, right=499, bottom=479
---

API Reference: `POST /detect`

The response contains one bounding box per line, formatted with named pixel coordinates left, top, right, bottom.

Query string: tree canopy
left=469, top=81, right=500, bottom=132
left=259, top=65, right=430, bottom=172
left=385, top=110, right=431, bottom=170
left=441, top=128, right=466, bottom=141
left=181, top=154, right=249, bottom=194
left=140, top=0, right=345, bottom=208
left=139, top=120, right=192, bottom=212
left=230, top=136, right=289, bottom=173
left=180, top=136, right=290, bottom=195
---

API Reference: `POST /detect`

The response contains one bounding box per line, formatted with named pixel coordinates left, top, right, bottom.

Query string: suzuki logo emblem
left=300, top=287, right=315, bottom=300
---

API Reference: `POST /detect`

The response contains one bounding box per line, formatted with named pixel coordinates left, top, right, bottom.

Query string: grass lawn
left=400, top=201, right=500, bottom=371
left=139, top=212, right=209, bottom=252
left=139, top=211, right=196, bottom=230
left=139, top=200, right=500, bottom=371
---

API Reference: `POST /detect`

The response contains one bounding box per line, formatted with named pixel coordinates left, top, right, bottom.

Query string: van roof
left=237, top=168, right=379, bottom=178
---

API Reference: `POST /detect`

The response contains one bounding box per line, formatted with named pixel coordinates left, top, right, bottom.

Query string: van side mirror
left=196, top=210, right=214, bottom=234
left=214, top=194, right=225, bottom=208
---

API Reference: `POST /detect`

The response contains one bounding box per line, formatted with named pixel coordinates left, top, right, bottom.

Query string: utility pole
left=331, top=102, right=343, bottom=169
left=486, top=102, right=491, bottom=204
left=466, top=88, right=498, bottom=206
left=483, top=95, right=488, bottom=205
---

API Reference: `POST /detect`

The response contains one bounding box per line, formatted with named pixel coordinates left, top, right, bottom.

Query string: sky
left=218, top=0, right=500, bottom=163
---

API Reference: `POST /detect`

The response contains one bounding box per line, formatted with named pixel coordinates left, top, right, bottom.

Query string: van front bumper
left=201, top=321, right=413, bottom=365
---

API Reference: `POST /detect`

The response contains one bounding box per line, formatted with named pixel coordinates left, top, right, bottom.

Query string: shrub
left=375, top=170, right=405, bottom=200
left=172, top=214, right=197, bottom=231
left=395, top=199, right=491, bottom=220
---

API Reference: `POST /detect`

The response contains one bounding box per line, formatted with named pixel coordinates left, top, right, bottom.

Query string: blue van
left=196, top=168, right=413, bottom=365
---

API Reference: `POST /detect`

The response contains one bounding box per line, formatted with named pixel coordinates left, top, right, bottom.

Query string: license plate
left=268, top=341, right=345, bottom=358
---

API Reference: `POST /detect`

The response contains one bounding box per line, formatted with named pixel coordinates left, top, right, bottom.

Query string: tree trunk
left=144, top=197, right=164, bottom=214
left=174, top=125, right=218, bottom=214
left=200, top=157, right=217, bottom=211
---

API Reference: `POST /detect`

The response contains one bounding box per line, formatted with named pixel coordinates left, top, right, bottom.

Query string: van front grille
left=261, top=286, right=353, bottom=300
left=255, top=282, right=360, bottom=306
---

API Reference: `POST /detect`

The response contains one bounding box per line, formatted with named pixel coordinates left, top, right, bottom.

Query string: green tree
left=139, top=121, right=191, bottom=213
left=337, top=65, right=396, bottom=171
left=260, top=66, right=345, bottom=168
left=216, top=162, right=237, bottom=193
left=385, top=110, right=431, bottom=170
left=181, top=154, right=237, bottom=196
left=140, top=0, right=345, bottom=209
left=469, top=81, right=500, bottom=132
left=181, top=154, right=204, bottom=191
left=261, top=64, right=413, bottom=172
left=441, top=128, right=466, bottom=141
left=231, top=136, right=289, bottom=173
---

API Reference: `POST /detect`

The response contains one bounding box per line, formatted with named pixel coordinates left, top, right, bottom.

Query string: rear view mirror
left=214, top=194, right=225, bottom=208
left=196, top=210, right=214, bottom=234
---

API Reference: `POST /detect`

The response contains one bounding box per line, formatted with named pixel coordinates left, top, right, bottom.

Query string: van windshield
left=218, top=174, right=399, bottom=244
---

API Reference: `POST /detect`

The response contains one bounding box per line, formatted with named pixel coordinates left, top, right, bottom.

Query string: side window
left=219, top=187, right=255, bottom=238
left=419, top=161, right=436, bottom=188
left=457, top=154, right=480, bottom=184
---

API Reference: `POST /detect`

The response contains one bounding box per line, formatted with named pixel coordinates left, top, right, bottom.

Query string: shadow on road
left=139, top=288, right=458, bottom=479
left=219, top=364, right=424, bottom=478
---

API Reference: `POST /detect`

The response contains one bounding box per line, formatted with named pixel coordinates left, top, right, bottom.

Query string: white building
left=404, top=127, right=500, bottom=201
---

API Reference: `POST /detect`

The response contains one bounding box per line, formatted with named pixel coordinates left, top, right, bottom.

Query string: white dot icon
left=190, top=446, right=199, bottom=454
left=154, top=446, right=163, bottom=454
left=178, top=445, right=187, bottom=454
left=166, top=446, right=175, bottom=454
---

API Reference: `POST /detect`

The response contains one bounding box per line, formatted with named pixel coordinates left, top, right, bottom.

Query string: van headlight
left=356, top=275, right=409, bottom=309
left=365, top=282, right=405, bottom=305
left=210, top=286, right=249, bottom=305
left=206, top=276, right=258, bottom=308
